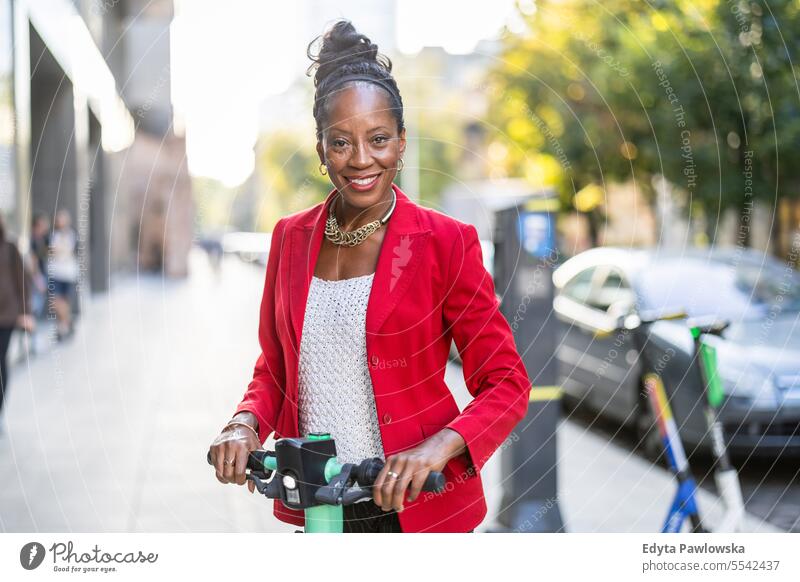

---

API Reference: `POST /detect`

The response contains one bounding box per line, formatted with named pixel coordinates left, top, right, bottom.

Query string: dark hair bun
left=307, top=20, right=404, bottom=139
left=307, top=20, right=392, bottom=87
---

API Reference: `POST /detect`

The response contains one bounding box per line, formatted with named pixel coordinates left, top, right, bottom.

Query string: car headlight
left=718, top=363, right=778, bottom=409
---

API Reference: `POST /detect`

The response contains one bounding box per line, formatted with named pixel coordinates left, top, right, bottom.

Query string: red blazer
left=234, top=183, right=530, bottom=532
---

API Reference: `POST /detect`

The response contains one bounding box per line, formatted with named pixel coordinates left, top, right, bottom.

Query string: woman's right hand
left=209, top=421, right=261, bottom=493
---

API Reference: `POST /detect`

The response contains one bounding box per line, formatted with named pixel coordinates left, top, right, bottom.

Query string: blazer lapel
left=287, top=183, right=431, bottom=349
left=288, top=219, right=322, bottom=349
left=366, top=187, right=430, bottom=336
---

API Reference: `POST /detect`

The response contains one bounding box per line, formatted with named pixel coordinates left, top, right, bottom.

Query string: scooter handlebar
left=206, top=449, right=273, bottom=473
left=356, top=457, right=446, bottom=493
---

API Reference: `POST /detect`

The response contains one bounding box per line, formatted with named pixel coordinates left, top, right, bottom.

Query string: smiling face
left=316, top=83, right=406, bottom=215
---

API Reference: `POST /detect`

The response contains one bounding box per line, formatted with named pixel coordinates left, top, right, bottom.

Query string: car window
left=586, top=267, right=636, bottom=312
left=639, top=256, right=800, bottom=319
left=561, top=267, right=597, bottom=304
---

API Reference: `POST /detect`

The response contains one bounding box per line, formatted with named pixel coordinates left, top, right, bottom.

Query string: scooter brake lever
left=248, top=472, right=272, bottom=496
left=341, top=486, right=373, bottom=505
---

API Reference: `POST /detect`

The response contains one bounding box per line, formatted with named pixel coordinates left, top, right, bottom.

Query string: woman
left=209, top=21, right=530, bottom=533
left=0, top=215, right=34, bottom=421
left=47, top=209, right=79, bottom=341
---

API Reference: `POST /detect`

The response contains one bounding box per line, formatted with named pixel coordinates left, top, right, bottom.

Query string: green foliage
left=255, top=130, right=331, bottom=230
left=488, top=0, right=800, bottom=223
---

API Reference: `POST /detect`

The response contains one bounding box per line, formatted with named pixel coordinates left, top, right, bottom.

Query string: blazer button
left=382, top=413, right=392, bottom=424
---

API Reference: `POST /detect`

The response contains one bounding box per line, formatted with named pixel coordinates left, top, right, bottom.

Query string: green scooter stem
left=246, top=434, right=349, bottom=533
left=693, top=333, right=732, bottom=470
left=303, top=456, right=346, bottom=533
left=252, top=441, right=346, bottom=532
left=692, top=329, right=745, bottom=532
left=304, top=505, right=344, bottom=533
left=303, top=433, right=346, bottom=533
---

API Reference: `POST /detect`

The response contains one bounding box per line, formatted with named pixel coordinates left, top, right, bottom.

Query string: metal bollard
left=496, top=386, right=564, bottom=532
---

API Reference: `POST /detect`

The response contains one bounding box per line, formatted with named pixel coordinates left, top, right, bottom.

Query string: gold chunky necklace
left=324, top=191, right=396, bottom=247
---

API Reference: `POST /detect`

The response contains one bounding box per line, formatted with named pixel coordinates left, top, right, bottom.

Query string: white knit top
left=297, top=273, right=385, bottom=466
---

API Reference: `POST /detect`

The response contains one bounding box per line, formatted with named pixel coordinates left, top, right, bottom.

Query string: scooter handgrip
left=247, top=450, right=272, bottom=472
left=355, top=458, right=446, bottom=492
left=423, top=471, right=446, bottom=493
left=206, top=449, right=272, bottom=472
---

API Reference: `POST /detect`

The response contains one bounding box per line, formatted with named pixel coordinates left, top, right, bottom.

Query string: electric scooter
left=599, top=310, right=704, bottom=532
left=604, top=311, right=744, bottom=533
left=207, top=432, right=446, bottom=533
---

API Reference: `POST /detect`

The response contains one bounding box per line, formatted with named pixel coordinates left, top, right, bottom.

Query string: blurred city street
left=0, top=252, right=284, bottom=532
left=0, top=252, right=787, bottom=533
left=1, top=0, right=800, bottom=544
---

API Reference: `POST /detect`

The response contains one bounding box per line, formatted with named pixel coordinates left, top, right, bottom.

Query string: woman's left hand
left=373, top=428, right=466, bottom=512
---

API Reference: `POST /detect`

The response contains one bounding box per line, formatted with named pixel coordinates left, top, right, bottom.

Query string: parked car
left=552, top=247, right=800, bottom=458
left=222, top=231, right=272, bottom=266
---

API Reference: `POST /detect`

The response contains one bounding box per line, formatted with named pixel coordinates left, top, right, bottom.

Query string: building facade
left=1, top=0, right=192, bottom=294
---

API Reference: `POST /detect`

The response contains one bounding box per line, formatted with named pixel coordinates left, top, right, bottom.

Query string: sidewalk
left=0, top=251, right=782, bottom=532
left=0, top=252, right=285, bottom=532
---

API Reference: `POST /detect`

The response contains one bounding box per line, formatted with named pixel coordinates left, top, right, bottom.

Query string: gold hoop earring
left=397, top=158, right=404, bottom=172
left=319, top=162, right=328, bottom=176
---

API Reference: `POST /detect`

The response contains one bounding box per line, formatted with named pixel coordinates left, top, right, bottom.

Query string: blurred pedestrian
left=47, top=209, right=78, bottom=341
left=29, top=213, right=50, bottom=320
left=0, top=214, right=34, bottom=423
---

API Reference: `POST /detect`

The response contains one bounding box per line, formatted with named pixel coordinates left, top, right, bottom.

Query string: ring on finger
left=387, top=471, right=399, bottom=479
left=224, top=458, right=234, bottom=466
